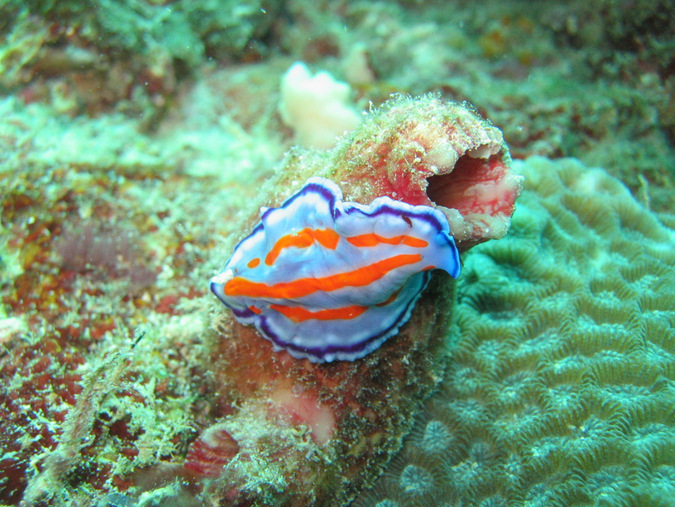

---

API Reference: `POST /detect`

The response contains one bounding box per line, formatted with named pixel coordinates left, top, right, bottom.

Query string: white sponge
left=279, top=62, right=361, bottom=149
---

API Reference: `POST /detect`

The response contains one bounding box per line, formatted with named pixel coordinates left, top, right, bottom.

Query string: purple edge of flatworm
left=213, top=272, right=428, bottom=358
left=210, top=178, right=460, bottom=358
left=257, top=272, right=430, bottom=357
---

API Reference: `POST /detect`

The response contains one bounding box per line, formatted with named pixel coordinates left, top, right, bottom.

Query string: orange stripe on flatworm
left=265, top=228, right=340, bottom=265
left=347, top=233, right=428, bottom=248
left=247, top=258, right=260, bottom=268
left=225, top=254, right=423, bottom=299
left=270, top=303, right=367, bottom=322
left=249, top=305, right=262, bottom=314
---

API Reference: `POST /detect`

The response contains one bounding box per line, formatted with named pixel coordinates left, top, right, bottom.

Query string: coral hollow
left=268, top=94, right=522, bottom=253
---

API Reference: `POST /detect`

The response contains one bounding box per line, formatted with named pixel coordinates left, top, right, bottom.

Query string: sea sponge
left=355, top=156, right=675, bottom=506
left=279, top=62, right=361, bottom=149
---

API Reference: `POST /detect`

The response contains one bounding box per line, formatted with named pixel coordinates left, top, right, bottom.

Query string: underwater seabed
left=1, top=0, right=673, bottom=505
left=2, top=97, right=673, bottom=507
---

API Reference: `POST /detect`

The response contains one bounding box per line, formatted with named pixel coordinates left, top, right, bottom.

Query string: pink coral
left=267, top=94, right=521, bottom=251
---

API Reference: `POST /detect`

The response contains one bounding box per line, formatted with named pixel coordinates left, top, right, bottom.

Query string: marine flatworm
left=210, top=177, right=460, bottom=362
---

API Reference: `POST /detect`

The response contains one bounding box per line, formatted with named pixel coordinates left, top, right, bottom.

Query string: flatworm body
left=210, top=177, right=461, bottom=363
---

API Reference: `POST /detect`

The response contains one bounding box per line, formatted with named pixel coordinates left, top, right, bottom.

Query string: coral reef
left=355, top=156, right=675, bottom=505
left=0, top=90, right=520, bottom=504
left=0, top=0, right=281, bottom=122
left=1, top=0, right=670, bottom=204
left=0, top=96, right=216, bottom=504
left=0, top=0, right=672, bottom=504
left=281, top=0, right=673, bottom=213
left=0, top=337, right=84, bottom=504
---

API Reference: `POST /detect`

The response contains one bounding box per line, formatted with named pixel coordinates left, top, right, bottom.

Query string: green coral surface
left=357, top=157, right=675, bottom=506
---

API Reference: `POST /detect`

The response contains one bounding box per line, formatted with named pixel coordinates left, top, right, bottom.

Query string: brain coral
left=355, top=156, right=675, bottom=506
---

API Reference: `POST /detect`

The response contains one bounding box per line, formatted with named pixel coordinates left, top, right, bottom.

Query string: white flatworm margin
left=210, top=177, right=460, bottom=363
